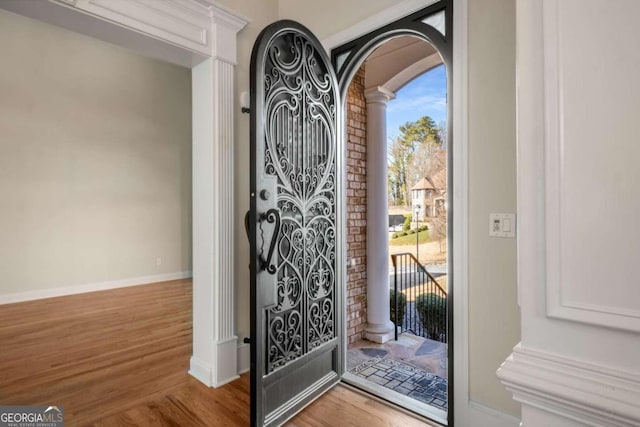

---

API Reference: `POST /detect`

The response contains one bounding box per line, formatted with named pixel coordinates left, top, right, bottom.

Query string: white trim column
left=364, top=86, right=396, bottom=344
left=190, top=9, right=247, bottom=388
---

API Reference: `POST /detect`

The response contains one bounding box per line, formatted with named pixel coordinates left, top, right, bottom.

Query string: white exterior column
left=364, top=86, right=396, bottom=343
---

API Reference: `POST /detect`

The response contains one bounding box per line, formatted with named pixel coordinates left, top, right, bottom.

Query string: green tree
left=398, top=116, right=441, bottom=150
left=387, top=116, right=444, bottom=206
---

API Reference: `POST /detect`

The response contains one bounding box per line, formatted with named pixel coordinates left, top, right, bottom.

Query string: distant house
left=410, top=169, right=447, bottom=220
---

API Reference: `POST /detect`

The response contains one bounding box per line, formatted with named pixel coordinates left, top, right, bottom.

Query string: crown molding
left=0, top=0, right=247, bottom=66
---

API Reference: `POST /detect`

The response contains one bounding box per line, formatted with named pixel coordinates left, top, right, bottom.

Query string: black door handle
left=260, top=208, right=280, bottom=275
left=244, top=210, right=250, bottom=243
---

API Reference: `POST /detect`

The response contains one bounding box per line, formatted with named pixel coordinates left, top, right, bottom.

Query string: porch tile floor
left=347, top=333, right=448, bottom=378
left=350, top=357, right=448, bottom=410
left=347, top=333, right=448, bottom=410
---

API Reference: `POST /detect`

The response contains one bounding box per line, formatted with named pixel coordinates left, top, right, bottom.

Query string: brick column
left=346, top=66, right=368, bottom=345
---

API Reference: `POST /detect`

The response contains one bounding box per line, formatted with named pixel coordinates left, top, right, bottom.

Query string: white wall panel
left=500, top=0, right=640, bottom=425
left=544, top=0, right=640, bottom=331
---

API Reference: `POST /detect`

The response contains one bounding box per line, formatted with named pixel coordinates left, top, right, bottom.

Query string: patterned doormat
left=349, top=357, right=448, bottom=410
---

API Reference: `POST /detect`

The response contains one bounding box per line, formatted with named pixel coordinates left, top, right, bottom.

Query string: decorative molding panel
left=1, top=0, right=247, bottom=66
left=73, top=0, right=247, bottom=63
left=78, top=0, right=211, bottom=53
left=498, top=344, right=640, bottom=427
left=542, top=0, right=640, bottom=332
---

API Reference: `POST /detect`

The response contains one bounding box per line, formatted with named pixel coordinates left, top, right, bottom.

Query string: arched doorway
left=247, top=3, right=456, bottom=425
left=332, top=4, right=453, bottom=425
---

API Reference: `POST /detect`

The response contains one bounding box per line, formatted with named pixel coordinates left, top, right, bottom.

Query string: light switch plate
left=489, top=213, right=516, bottom=238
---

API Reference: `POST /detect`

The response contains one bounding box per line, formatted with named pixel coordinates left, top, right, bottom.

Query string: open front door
left=249, top=20, right=343, bottom=427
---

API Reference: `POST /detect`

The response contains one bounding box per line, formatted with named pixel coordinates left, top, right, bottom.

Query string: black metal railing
left=391, top=253, right=448, bottom=343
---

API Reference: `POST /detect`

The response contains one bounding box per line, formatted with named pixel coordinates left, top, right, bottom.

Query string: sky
left=386, top=64, right=447, bottom=142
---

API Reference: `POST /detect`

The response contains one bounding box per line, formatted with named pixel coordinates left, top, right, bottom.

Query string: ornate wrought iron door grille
left=261, top=30, right=337, bottom=374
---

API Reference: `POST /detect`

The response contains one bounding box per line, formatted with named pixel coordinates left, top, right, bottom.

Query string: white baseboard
left=467, top=401, right=521, bottom=427
left=189, top=338, right=240, bottom=388
left=0, top=271, right=193, bottom=305
left=237, top=342, right=250, bottom=374
left=213, top=337, right=240, bottom=387
left=189, top=355, right=214, bottom=387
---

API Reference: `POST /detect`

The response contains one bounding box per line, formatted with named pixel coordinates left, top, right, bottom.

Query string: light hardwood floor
left=0, top=280, right=429, bottom=426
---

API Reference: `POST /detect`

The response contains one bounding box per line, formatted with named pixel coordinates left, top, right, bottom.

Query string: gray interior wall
left=467, top=0, right=520, bottom=416
left=0, top=9, right=192, bottom=297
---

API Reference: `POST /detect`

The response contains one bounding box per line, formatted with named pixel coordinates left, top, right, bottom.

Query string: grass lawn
left=389, top=229, right=431, bottom=246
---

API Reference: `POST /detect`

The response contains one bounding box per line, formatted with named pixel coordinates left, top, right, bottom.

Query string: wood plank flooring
left=0, top=280, right=430, bottom=426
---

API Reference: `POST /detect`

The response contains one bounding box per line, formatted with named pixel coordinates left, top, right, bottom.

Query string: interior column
left=190, top=8, right=246, bottom=388
left=364, top=86, right=396, bottom=343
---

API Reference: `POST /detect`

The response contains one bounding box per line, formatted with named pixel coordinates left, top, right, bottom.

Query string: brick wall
left=346, top=65, right=367, bottom=345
